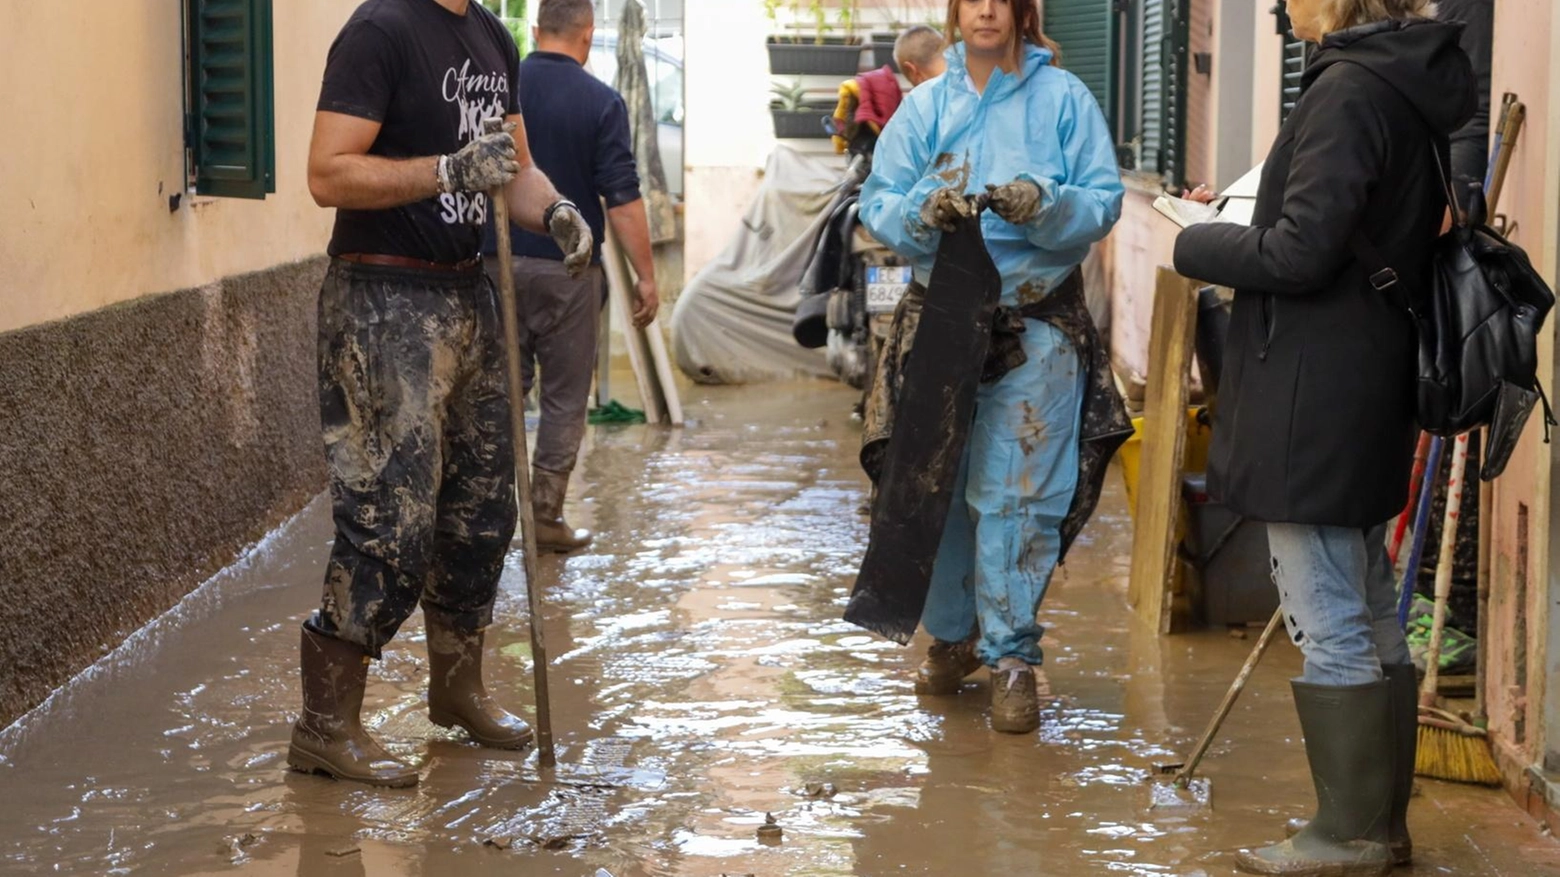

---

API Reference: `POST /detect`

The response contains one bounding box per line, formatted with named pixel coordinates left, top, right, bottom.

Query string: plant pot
left=767, top=38, right=866, bottom=76
left=870, top=35, right=899, bottom=73
left=771, top=108, right=833, bottom=139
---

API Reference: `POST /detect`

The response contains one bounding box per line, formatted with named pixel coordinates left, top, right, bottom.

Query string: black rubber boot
left=287, top=627, right=419, bottom=788
left=1281, top=666, right=1416, bottom=866
left=1236, top=680, right=1394, bottom=876
left=426, top=613, right=534, bottom=750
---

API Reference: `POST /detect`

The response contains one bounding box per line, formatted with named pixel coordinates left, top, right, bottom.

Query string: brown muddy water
left=2, top=380, right=1557, bottom=876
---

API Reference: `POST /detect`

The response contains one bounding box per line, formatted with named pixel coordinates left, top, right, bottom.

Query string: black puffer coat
left=1174, top=20, right=1475, bottom=528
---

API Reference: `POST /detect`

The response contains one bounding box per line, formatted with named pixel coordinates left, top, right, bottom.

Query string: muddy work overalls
left=857, top=42, right=1124, bottom=666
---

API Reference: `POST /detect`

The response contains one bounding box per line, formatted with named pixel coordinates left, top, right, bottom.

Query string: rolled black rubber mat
left=845, top=212, right=1002, bottom=643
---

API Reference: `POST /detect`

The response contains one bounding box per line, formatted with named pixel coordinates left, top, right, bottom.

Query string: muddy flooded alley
left=2, top=380, right=1557, bottom=876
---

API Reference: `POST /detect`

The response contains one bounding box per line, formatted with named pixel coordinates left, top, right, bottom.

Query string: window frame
left=182, top=0, right=276, bottom=200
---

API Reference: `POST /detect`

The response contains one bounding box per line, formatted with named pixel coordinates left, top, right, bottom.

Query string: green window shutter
left=187, top=0, right=275, bottom=199
left=1044, top=0, right=1117, bottom=130
left=1275, top=4, right=1310, bottom=126
left=1140, top=0, right=1188, bottom=185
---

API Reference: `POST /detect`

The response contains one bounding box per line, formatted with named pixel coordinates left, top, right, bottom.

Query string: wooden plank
left=595, top=296, right=611, bottom=409
left=1128, top=267, right=1199, bottom=634
left=643, top=318, right=685, bottom=426
left=601, top=227, right=665, bottom=424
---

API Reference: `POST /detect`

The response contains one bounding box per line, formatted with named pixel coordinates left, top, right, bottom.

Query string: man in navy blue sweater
left=484, top=0, right=658, bottom=553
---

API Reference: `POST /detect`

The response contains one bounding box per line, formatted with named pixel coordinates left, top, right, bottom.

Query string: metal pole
left=485, top=118, right=556, bottom=768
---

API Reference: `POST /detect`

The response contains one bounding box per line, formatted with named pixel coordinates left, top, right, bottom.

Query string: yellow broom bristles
left=1415, top=724, right=1502, bottom=786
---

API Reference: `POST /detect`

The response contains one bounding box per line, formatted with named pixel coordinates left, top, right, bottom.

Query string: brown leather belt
left=337, top=252, right=482, bottom=273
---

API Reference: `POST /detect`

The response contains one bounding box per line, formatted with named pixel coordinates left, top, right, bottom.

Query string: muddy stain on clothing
left=0, top=378, right=1556, bottom=876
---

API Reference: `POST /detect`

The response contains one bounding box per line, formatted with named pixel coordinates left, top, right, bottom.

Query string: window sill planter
left=771, top=108, right=834, bottom=140
left=767, top=37, right=866, bottom=76
left=870, top=34, right=899, bottom=73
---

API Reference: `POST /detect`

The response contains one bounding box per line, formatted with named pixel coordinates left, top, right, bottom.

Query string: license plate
left=865, top=266, right=911, bottom=314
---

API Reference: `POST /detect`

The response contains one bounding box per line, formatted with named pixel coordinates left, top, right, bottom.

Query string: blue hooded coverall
left=859, top=42, right=1124, bottom=667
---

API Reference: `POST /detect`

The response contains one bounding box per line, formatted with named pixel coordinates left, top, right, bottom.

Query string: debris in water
left=756, top=812, right=783, bottom=844
left=1146, top=776, right=1212, bottom=813
left=483, top=835, right=513, bottom=851
left=325, top=844, right=362, bottom=858
left=1229, top=627, right=1249, bottom=640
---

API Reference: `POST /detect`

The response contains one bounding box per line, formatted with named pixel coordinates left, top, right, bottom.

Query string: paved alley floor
left=2, top=379, right=1558, bottom=876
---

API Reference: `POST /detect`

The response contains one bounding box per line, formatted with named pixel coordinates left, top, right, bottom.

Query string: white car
left=586, top=34, right=684, bottom=197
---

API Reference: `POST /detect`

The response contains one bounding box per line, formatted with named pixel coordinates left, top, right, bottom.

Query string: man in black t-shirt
left=288, top=0, right=592, bottom=789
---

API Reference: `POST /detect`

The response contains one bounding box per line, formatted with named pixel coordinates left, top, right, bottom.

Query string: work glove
left=919, top=185, right=978, bottom=233
left=986, top=179, right=1044, bottom=225
left=441, top=122, right=519, bottom=193
left=547, top=200, right=594, bottom=277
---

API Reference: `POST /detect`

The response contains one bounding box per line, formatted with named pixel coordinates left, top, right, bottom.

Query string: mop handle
left=485, top=117, right=556, bottom=767
left=1397, top=436, right=1445, bottom=626
left=1420, top=433, right=1470, bottom=705
left=1174, top=608, right=1284, bottom=787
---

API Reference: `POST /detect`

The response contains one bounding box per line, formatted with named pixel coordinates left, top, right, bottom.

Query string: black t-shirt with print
left=317, top=0, right=520, bottom=263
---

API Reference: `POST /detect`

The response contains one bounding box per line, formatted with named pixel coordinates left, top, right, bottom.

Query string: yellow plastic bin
left=1117, top=407, right=1213, bottom=518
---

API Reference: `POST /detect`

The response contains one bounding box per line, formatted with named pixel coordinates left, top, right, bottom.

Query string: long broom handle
left=1486, top=96, right=1524, bottom=214
left=1174, top=607, right=1284, bottom=787
left=1398, top=437, right=1445, bottom=626
left=486, top=118, right=556, bottom=767
left=1420, top=433, right=1470, bottom=708
left=1389, top=433, right=1433, bottom=564
left=1475, top=94, right=1522, bottom=722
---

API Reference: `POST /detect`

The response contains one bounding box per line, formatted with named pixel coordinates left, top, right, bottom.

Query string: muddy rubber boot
left=425, top=615, right=535, bottom=750
left=914, top=636, right=982, bottom=695
left=1280, top=666, right=1415, bottom=866
left=287, top=627, right=419, bottom=788
left=1235, top=680, right=1394, bottom=876
left=532, top=467, right=592, bottom=554
left=990, top=664, right=1040, bottom=734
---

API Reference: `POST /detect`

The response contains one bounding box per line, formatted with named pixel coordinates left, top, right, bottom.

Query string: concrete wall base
left=0, top=257, right=329, bottom=727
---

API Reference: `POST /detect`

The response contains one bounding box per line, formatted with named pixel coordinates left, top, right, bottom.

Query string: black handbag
left=1352, top=147, right=1555, bottom=481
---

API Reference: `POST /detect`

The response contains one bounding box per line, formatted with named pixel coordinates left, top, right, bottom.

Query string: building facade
left=0, top=0, right=361, bottom=726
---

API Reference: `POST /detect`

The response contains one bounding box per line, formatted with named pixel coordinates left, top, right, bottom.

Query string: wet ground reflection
left=1, top=379, right=1556, bottom=876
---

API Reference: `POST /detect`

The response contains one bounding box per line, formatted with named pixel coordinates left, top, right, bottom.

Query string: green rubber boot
left=1235, top=680, right=1394, bottom=876
left=1281, top=665, right=1417, bottom=866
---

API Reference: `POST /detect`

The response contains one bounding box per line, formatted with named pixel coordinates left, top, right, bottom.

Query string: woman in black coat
left=1172, top=1, right=1474, bottom=874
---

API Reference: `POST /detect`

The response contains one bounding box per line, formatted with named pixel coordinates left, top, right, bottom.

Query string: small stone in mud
left=483, top=835, right=513, bottom=850
left=325, top=845, right=362, bottom=858
left=756, top=812, right=783, bottom=844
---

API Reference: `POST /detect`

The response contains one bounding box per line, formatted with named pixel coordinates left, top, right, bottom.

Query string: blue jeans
left=1267, top=522, right=1411, bottom=686
left=920, top=321, right=1085, bottom=667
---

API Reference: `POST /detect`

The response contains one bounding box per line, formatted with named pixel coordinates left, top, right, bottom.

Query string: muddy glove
left=546, top=199, right=594, bottom=277
left=919, top=186, right=978, bottom=233
left=985, top=179, right=1044, bottom=225
left=440, top=122, right=519, bottom=194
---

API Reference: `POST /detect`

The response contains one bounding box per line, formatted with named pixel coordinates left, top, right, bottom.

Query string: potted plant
left=767, top=0, right=865, bottom=76
left=770, top=77, right=831, bottom=139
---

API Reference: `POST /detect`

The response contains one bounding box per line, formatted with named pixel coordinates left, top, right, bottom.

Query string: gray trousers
left=484, top=255, right=603, bottom=476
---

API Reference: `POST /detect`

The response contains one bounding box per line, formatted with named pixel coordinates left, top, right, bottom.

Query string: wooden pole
left=485, top=119, right=556, bottom=767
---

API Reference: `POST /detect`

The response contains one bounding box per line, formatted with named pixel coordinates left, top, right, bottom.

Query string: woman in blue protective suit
left=858, top=0, right=1124, bottom=734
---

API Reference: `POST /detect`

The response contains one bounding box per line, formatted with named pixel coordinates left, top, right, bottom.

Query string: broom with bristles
left=1414, top=432, right=1502, bottom=785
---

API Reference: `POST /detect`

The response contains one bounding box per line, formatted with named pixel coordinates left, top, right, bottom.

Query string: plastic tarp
left=671, top=147, right=847, bottom=384
left=613, top=0, right=677, bottom=245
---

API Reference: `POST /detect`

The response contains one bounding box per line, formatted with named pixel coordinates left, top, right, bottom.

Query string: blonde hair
left=1315, top=0, right=1438, bottom=36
